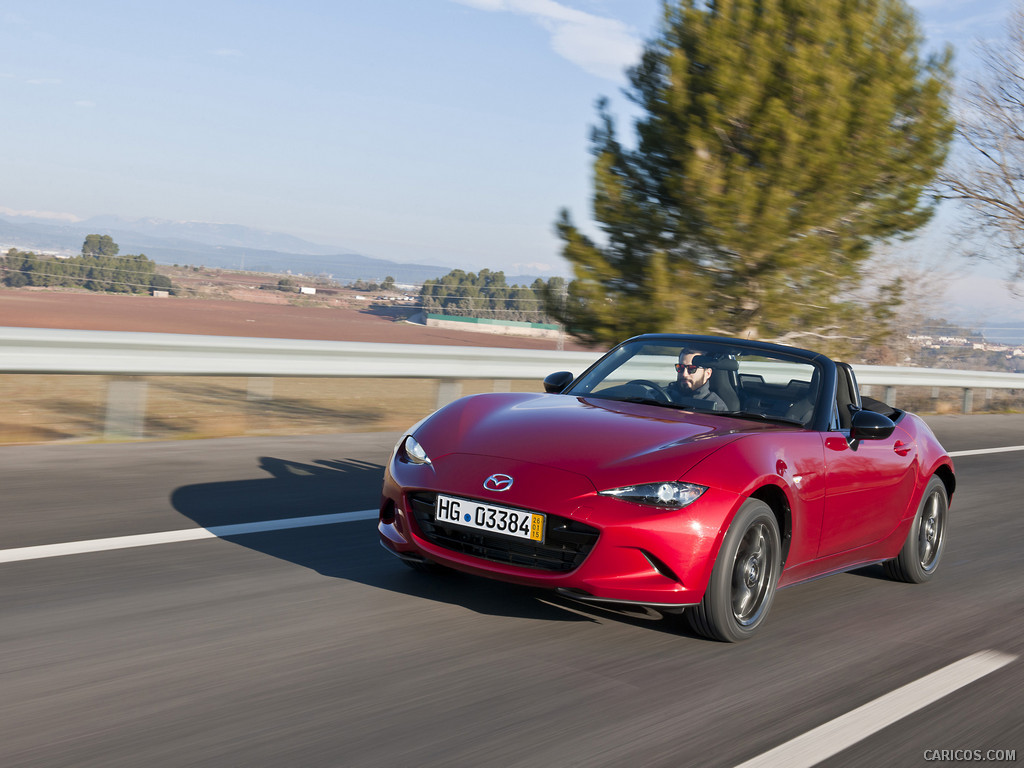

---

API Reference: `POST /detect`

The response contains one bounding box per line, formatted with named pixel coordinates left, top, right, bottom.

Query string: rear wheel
left=884, top=476, right=948, bottom=583
left=688, top=499, right=781, bottom=642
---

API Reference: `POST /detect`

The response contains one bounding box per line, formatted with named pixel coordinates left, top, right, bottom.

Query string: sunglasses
left=675, top=363, right=703, bottom=373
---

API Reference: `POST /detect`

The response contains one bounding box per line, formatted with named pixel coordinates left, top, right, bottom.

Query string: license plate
left=434, top=494, right=545, bottom=542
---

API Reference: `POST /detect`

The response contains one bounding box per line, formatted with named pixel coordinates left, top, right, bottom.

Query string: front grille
left=408, top=492, right=599, bottom=573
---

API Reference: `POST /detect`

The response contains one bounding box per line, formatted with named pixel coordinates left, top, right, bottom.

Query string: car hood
left=415, top=392, right=780, bottom=487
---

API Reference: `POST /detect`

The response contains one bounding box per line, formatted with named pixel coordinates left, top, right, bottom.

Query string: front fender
left=682, top=431, right=827, bottom=571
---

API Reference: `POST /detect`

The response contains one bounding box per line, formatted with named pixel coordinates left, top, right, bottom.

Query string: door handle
left=894, top=440, right=913, bottom=456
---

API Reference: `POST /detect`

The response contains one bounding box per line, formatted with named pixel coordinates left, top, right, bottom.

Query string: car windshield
left=566, top=338, right=822, bottom=426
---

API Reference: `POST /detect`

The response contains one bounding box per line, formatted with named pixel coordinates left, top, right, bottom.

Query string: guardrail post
left=963, top=388, right=974, bottom=414
left=885, top=386, right=896, bottom=406
left=437, top=379, right=462, bottom=409
left=105, top=377, right=148, bottom=439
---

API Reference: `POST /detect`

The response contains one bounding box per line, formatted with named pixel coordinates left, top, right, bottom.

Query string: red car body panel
left=378, top=338, right=955, bottom=614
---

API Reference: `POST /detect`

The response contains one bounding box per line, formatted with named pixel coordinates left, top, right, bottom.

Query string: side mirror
left=543, top=371, right=574, bottom=393
left=849, top=408, right=896, bottom=442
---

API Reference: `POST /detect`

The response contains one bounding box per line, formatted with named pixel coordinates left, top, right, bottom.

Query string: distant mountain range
left=0, top=213, right=546, bottom=286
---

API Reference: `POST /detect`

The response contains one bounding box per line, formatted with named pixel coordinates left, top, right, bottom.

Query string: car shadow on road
left=846, top=563, right=891, bottom=581
left=169, top=453, right=694, bottom=636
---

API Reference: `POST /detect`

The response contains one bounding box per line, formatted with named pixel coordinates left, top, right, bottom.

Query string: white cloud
left=451, top=0, right=642, bottom=82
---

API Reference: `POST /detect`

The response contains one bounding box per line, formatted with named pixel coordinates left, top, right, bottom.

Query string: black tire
left=688, top=499, right=781, bottom=642
left=884, top=476, right=948, bottom=583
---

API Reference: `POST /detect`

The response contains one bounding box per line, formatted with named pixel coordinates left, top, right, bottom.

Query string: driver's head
left=676, top=350, right=712, bottom=393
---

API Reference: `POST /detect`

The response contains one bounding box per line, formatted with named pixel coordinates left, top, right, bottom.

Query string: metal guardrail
left=853, top=364, right=1024, bottom=390
left=0, top=326, right=601, bottom=378
left=1, top=327, right=1021, bottom=435
left=3, top=325, right=1022, bottom=386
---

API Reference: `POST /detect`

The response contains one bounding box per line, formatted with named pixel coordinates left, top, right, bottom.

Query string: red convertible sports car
left=378, top=334, right=954, bottom=641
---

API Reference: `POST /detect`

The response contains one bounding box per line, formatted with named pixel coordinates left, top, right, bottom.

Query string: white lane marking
left=0, top=442, right=1017, bottom=563
left=0, top=510, right=378, bottom=564
left=734, top=650, right=1017, bottom=768
left=949, top=445, right=1024, bottom=457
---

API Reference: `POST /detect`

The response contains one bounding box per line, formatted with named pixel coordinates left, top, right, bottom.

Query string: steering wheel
left=626, top=379, right=670, bottom=404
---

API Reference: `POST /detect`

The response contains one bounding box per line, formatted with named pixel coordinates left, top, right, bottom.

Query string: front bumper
left=379, top=457, right=739, bottom=608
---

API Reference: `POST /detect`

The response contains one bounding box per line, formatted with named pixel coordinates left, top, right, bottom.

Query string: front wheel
left=688, top=499, right=781, bottom=642
left=884, top=476, right=948, bottom=583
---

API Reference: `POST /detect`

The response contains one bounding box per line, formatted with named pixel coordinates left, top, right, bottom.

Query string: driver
left=667, top=349, right=727, bottom=411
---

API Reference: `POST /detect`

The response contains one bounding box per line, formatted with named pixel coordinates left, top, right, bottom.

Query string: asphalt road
left=1, top=416, right=1021, bottom=768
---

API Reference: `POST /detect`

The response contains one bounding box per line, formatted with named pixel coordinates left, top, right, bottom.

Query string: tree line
left=1, top=235, right=173, bottom=294
left=420, top=269, right=565, bottom=324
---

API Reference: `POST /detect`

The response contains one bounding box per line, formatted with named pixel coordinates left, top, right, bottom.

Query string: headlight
left=400, top=435, right=432, bottom=465
left=598, top=482, right=706, bottom=509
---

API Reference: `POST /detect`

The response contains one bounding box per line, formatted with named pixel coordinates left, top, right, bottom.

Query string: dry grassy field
left=0, top=373, right=544, bottom=444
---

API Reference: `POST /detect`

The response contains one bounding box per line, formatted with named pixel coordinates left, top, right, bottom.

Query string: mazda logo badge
left=483, top=474, right=514, bottom=492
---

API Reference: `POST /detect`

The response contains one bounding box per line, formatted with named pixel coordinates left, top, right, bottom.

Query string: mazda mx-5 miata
left=378, top=334, right=954, bottom=641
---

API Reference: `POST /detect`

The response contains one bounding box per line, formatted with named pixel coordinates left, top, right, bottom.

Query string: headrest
left=694, top=355, right=739, bottom=371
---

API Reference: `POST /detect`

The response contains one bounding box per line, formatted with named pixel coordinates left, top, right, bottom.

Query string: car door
left=816, top=365, right=918, bottom=558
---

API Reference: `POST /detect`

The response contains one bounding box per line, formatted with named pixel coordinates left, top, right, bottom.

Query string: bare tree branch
left=938, top=2, right=1024, bottom=285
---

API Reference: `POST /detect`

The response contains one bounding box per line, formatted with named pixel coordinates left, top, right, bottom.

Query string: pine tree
left=550, top=0, right=953, bottom=347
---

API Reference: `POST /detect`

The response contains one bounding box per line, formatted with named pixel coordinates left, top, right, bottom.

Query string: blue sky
left=1, top=0, right=1021, bottom=323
